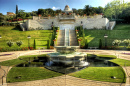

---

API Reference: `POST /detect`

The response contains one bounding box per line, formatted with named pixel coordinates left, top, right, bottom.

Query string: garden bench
left=88, top=47, right=98, bottom=49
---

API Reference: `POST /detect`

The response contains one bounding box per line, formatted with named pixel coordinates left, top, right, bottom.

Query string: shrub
left=47, top=40, right=50, bottom=49
left=112, top=39, right=121, bottom=46
left=7, top=41, right=14, bottom=47
left=123, top=39, right=130, bottom=46
left=85, top=39, right=88, bottom=49
left=16, top=41, right=22, bottom=47
left=33, top=39, right=36, bottom=49
left=99, top=39, right=102, bottom=49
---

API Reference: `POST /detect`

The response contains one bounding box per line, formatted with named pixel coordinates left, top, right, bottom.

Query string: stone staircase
left=69, top=30, right=78, bottom=46
left=57, top=30, right=65, bottom=46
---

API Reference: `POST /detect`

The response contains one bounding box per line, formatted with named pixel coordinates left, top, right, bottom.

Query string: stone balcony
left=59, top=14, right=76, bottom=22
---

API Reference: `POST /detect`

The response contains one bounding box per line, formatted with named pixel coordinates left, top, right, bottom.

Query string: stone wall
left=75, top=16, right=109, bottom=29
left=27, top=18, right=59, bottom=30
left=23, top=15, right=115, bottom=31
left=109, top=21, right=116, bottom=30
left=20, top=23, right=25, bottom=31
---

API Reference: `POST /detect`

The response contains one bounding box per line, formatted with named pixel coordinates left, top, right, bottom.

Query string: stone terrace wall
left=75, top=16, right=109, bottom=29
left=109, top=21, right=116, bottom=30
left=24, top=15, right=112, bottom=30
left=27, top=18, right=59, bottom=30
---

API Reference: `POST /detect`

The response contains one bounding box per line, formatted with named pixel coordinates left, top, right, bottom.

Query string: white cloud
left=52, top=6, right=60, bottom=10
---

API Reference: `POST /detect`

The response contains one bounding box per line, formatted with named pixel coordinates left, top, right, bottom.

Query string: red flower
left=38, top=14, right=41, bottom=16
left=56, top=30, right=58, bottom=32
left=76, top=30, right=79, bottom=32
left=78, top=39, right=82, bottom=41
left=50, top=46, right=54, bottom=49
left=53, top=39, right=56, bottom=41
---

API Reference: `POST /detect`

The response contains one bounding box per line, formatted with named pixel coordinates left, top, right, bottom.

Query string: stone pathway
left=7, top=75, right=125, bottom=86
left=0, top=49, right=130, bottom=86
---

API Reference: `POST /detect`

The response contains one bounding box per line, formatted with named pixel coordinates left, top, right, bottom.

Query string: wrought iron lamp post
left=104, top=34, right=108, bottom=48
left=27, top=35, right=31, bottom=49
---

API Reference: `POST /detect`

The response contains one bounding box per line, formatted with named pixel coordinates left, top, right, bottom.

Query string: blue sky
left=0, top=0, right=129, bottom=15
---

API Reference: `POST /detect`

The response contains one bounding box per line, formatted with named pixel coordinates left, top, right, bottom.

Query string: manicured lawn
left=80, top=24, right=130, bottom=47
left=69, top=67, right=126, bottom=83
left=0, top=54, right=47, bottom=66
left=110, top=58, right=130, bottom=66
left=7, top=67, right=63, bottom=83
left=114, top=24, right=130, bottom=30
left=87, top=54, right=117, bottom=59
left=96, top=54, right=117, bottom=59
left=0, top=59, right=25, bottom=66
left=0, top=26, right=52, bottom=49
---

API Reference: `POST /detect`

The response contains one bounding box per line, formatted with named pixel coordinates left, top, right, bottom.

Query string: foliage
left=16, top=41, right=22, bottom=47
left=7, top=41, right=14, bottom=47
left=112, top=39, right=122, bottom=46
left=85, top=39, right=88, bottom=49
left=104, top=0, right=130, bottom=23
left=18, top=10, right=26, bottom=23
left=123, top=39, right=130, bottom=46
left=16, top=5, right=18, bottom=18
left=99, top=39, right=102, bottom=49
left=47, top=40, right=50, bottom=49
left=33, top=39, right=36, bottom=49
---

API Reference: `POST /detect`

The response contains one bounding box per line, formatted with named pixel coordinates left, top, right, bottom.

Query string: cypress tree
left=47, top=40, right=50, bottom=49
left=16, top=5, right=18, bottom=18
left=33, top=39, right=36, bottom=49
left=99, top=39, right=102, bottom=49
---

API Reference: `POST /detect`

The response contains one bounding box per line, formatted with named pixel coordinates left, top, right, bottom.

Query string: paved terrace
left=0, top=49, right=130, bottom=86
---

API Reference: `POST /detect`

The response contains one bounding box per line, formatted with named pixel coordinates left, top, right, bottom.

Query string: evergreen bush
left=99, top=39, right=102, bottom=49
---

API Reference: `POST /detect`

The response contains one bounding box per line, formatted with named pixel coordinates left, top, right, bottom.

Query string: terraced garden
left=0, top=26, right=52, bottom=49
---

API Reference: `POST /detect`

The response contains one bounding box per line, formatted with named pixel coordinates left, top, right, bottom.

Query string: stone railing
left=59, top=14, right=75, bottom=19
left=109, top=21, right=116, bottom=30
left=20, top=23, right=26, bottom=31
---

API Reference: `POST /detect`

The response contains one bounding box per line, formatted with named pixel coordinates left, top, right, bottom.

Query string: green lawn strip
left=96, top=54, right=117, bottom=59
left=0, top=59, right=25, bottom=66
left=0, top=54, right=47, bottom=66
left=110, top=58, right=130, bottom=66
left=114, top=24, right=130, bottom=30
left=7, top=67, right=63, bottom=83
left=68, top=67, right=126, bottom=83
left=87, top=54, right=117, bottom=59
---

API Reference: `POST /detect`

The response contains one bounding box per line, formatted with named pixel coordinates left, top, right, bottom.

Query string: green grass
left=80, top=24, right=130, bottom=47
left=7, top=67, right=63, bottom=83
left=0, top=26, right=52, bottom=49
left=114, top=24, right=130, bottom=30
left=87, top=54, right=117, bottom=59
left=0, top=59, right=25, bottom=66
left=97, top=54, right=117, bottom=59
left=110, top=58, right=130, bottom=66
left=0, top=54, right=47, bottom=66
left=69, top=67, right=126, bottom=83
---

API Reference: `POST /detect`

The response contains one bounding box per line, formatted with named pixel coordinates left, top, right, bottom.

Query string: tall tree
left=16, top=5, right=18, bottom=18
left=18, top=10, right=26, bottom=23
